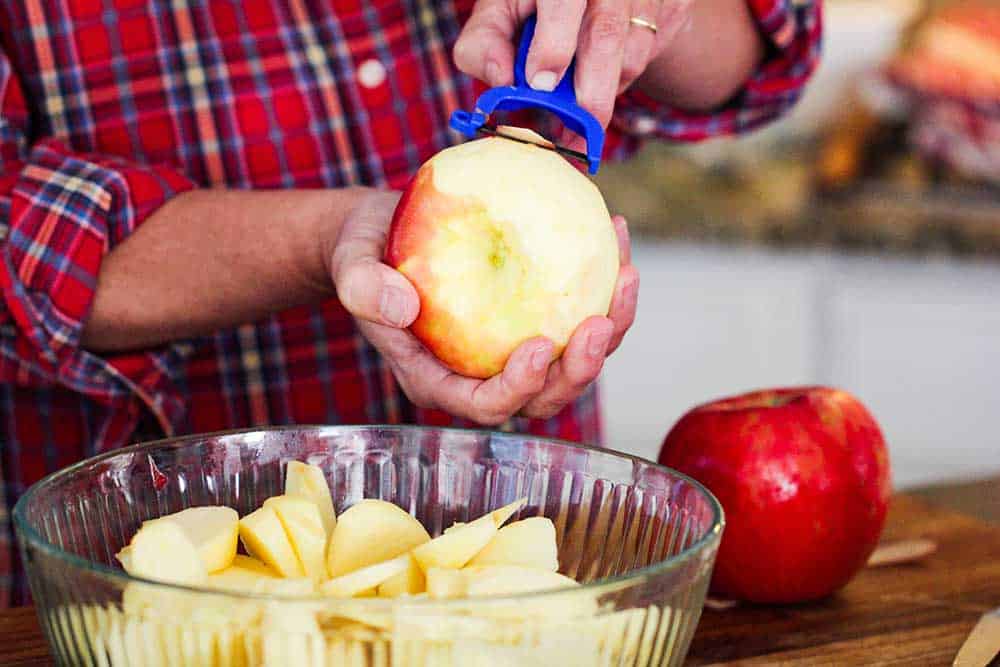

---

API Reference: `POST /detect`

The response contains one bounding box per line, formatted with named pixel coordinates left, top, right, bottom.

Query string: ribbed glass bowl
left=14, top=425, right=723, bottom=667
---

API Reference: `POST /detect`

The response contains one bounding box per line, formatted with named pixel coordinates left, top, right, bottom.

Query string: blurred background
left=598, top=0, right=1000, bottom=490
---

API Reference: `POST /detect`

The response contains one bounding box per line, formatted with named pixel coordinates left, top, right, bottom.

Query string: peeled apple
left=239, top=505, right=304, bottom=578
left=264, top=495, right=327, bottom=581
left=386, top=131, right=620, bottom=378
left=117, top=519, right=206, bottom=586
left=325, top=499, right=430, bottom=578
left=149, top=505, right=239, bottom=573
left=285, top=461, right=337, bottom=536
left=468, top=517, right=559, bottom=571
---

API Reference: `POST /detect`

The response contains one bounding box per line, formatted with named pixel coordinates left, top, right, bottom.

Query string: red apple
left=385, top=129, right=620, bottom=379
left=658, top=387, right=891, bottom=604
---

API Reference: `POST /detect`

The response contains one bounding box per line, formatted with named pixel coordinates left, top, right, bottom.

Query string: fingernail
left=531, top=344, right=551, bottom=372
left=379, top=286, right=409, bottom=327
left=587, top=326, right=613, bottom=358
left=485, top=61, right=502, bottom=87
left=530, top=71, right=558, bottom=92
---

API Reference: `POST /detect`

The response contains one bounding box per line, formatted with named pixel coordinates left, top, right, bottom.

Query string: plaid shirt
left=0, top=0, right=821, bottom=605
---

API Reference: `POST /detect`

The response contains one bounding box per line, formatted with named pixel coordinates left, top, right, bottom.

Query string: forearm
left=81, top=188, right=364, bottom=351
left=637, top=0, right=765, bottom=112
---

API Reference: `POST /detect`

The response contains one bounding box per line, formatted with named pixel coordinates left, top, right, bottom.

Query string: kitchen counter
left=689, top=479, right=1000, bottom=665
left=2, top=477, right=998, bottom=666
left=596, top=143, right=1000, bottom=259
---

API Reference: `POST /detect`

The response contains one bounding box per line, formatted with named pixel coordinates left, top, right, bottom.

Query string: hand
left=328, top=188, right=639, bottom=425
left=454, top=0, right=694, bottom=128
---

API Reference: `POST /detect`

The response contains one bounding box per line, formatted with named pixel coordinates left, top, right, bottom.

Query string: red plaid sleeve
left=0, top=47, right=196, bottom=440
left=608, top=0, right=823, bottom=148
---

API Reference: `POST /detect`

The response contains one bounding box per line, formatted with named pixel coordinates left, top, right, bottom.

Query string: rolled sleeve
left=608, top=0, right=823, bottom=149
left=0, top=138, right=196, bottom=440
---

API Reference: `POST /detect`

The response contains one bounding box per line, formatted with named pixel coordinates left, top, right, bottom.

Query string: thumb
left=336, top=258, right=419, bottom=328
left=331, top=195, right=420, bottom=328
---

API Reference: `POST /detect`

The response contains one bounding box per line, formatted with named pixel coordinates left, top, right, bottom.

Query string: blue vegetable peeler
left=449, top=14, right=605, bottom=175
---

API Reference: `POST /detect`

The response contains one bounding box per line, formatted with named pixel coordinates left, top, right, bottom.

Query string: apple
left=239, top=505, right=305, bottom=578
left=468, top=517, right=559, bottom=571
left=489, top=498, right=526, bottom=527
left=285, top=461, right=337, bottom=536
left=326, top=499, right=430, bottom=578
left=117, top=506, right=237, bottom=577
left=658, top=386, right=892, bottom=603
left=207, top=554, right=279, bottom=592
left=411, top=512, right=497, bottom=572
left=385, top=129, right=620, bottom=379
left=152, top=505, right=239, bottom=573
left=425, top=567, right=468, bottom=599
left=320, top=554, right=410, bottom=598
left=264, top=495, right=327, bottom=581
left=377, top=553, right=425, bottom=598
left=463, top=565, right=579, bottom=598
left=117, top=519, right=206, bottom=585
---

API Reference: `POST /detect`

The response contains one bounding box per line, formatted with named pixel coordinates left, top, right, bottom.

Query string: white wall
left=602, top=241, right=1000, bottom=490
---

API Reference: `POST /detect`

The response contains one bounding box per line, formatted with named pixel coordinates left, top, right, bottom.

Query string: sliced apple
left=118, top=519, right=206, bottom=585
left=285, top=461, right=337, bottom=536
left=426, top=568, right=468, bottom=599
left=120, top=582, right=261, bottom=667
left=461, top=565, right=596, bottom=621
left=239, top=505, right=305, bottom=578
left=464, top=565, right=578, bottom=597
left=318, top=600, right=394, bottom=632
left=490, top=498, right=527, bottom=527
left=411, top=513, right=496, bottom=573
left=376, top=554, right=425, bottom=598
left=468, top=517, right=558, bottom=571
left=265, top=495, right=327, bottom=581
left=154, top=506, right=239, bottom=573
left=259, top=577, right=318, bottom=597
left=206, top=554, right=279, bottom=592
left=326, top=499, right=430, bottom=578
left=320, top=554, right=410, bottom=598
left=116, top=545, right=133, bottom=572
left=260, top=602, right=325, bottom=667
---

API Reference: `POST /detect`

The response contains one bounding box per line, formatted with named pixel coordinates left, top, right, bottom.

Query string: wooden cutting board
left=2, top=494, right=998, bottom=666
left=687, top=494, right=1000, bottom=666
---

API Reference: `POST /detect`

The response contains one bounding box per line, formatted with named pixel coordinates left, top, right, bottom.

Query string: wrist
left=305, top=186, right=376, bottom=297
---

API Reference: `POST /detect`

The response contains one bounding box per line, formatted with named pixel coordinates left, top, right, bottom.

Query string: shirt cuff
left=607, top=0, right=822, bottom=151
left=0, top=139, right=196, bottom=443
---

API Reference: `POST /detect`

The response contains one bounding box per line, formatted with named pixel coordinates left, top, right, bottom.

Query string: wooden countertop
left=687, top=485, right=1000, bottom=665
left=3, top=478, right=999, bottom=666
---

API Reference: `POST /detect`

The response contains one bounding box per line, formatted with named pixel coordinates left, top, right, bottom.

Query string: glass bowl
left=14, top=425, right=723, bottom=666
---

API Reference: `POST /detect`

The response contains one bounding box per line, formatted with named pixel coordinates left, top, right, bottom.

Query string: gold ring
left=629, top=16, right=659, bottom=33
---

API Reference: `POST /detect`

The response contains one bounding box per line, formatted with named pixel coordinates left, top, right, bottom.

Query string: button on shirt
left=0, top=0, right=821, bottom=605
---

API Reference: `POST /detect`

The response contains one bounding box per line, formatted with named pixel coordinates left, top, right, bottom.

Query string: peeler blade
left=475, top=124, right=590, bottom=167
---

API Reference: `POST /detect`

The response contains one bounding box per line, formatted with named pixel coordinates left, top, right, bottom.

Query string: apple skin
left=385, top=165, right=497, bottom=377
left=385, top=134, right=619, bottom=379
left=658, top=387, right=891, bottom=604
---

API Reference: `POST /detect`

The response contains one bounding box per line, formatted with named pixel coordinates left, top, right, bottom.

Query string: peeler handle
left=449, top=14, right=605, bottom=174
left=512, top=16, right=574, bottom=99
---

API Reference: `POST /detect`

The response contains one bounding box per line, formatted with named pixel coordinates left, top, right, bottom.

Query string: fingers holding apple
left=517, top=216, right=637, bottom=420
left=357, top=318, right=555, bottom=425
left=377, top=132, right=637, bottom=422
left=517, top=315, right=612, bottom=420
left=335, top=134, right=637, bottom=425
left=330, top=189, right=420, bottom=329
